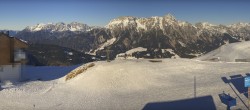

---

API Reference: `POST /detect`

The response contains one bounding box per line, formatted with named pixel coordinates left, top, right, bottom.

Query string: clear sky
left=0, top=0, right=250, bottom=30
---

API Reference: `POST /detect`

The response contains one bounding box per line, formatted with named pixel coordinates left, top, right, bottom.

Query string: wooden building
left=0, top=32, right=28, bottom=82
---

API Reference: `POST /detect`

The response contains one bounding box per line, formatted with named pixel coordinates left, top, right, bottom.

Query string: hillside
left=196, top=41, right=250, bottom=62
left=1, top=59, right=250, bottom=109
left=25, top=44, right=97, bottom=66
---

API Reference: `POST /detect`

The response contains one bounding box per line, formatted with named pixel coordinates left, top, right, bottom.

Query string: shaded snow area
left=197, top=41, right=250, bottom=62
left=1, top=59, right=250, bottom=109
left=19, top=65, right=79, bottom=82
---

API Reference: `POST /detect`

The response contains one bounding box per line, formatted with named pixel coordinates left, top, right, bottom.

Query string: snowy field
left=1, top=41, right=250, bottom=110
left=0, top=58, right=250, bottom=110
left=197, top=41, right=250, bottom=62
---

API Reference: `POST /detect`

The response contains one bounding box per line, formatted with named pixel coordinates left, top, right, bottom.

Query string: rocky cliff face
left=96, top=14, right=242, bottom=59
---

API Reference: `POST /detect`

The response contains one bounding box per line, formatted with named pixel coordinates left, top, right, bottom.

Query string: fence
left=235, top=59, right=250, bottom=62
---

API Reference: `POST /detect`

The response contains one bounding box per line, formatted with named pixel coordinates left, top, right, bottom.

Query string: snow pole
left=106, top=47, right=111, bottom=62
left=247, top=87, right=250, bottom=110
left=194, top=76, right=196, bottom=98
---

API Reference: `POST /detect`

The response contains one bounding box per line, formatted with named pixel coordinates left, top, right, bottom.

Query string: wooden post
left=106, top=49, right=110, bottom=62
left=106, top=47, right=112, bottom=62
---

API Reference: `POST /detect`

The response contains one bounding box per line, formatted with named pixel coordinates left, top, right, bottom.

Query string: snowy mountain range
left=15, top=14, right=250, bottom=59
left=106, top=14, right=189, bottom=31
left=24, top=22, right=94, bottom=32
left=106, top=14, right=250, bottom=39
left=24, top=22, right=93, bottom=32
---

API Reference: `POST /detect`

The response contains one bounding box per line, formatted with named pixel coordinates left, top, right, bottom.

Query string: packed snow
left=126, top=47, right=147, bottom=54
left=116, top=47, right=147, bottom=59
left=197, top=41, right=250, bottom=62
left=0, top=58, right=250, bottom=109
left=1, top=41, right=250, bottom=109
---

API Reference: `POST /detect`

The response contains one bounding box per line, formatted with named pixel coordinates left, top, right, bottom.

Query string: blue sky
left=0, top=0, right=250, bottom=30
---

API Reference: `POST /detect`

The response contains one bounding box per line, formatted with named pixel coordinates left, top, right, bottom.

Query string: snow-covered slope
left=125, top=47, right=147, bottom=54
left=116, top=47, right=147, bottom=59
left=197, top=41, right=250, bottom=62
left=89, top=37, right=116, bottom=55
left=1, top=59, right=250, bottom=109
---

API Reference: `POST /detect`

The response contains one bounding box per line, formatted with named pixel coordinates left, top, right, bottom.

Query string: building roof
left=0, top=32, right=28, bottom=49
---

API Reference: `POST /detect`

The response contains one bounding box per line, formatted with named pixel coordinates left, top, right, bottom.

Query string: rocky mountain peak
left=195, top=22, right=215, bottom=29
left=106, top=16, right=137, bottom=29
left=229, top=22, right=250, bottom=29
left=164, top=13, right=176, bottom=21
left=106, top=14, right=178, bottom=30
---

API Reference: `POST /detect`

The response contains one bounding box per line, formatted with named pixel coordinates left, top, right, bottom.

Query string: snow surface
left=19, top=39, right=28, bottom=44
left=197, top=41, right=250, bottom=62
left=1, top=41, right=250, bottom=109
left=125, top=47, right=147, bottom=55
left=1, top=58, right=250, bottom=109
left=116, top=47, right=147, bottom=59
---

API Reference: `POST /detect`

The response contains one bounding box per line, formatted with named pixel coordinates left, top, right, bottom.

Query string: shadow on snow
left=21, top=64, right=81, bottom=81
left=142, top=95, right=216, bottom=110
left=221, top=74, right=249, bottom=98
left=221, top=73, right=250, bottom=109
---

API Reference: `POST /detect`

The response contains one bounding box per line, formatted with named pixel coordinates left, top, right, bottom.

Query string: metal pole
left=194, top=76, right=196, bottom=98
left=106, top=47, right=110, bottom=62
left=247, top=87, right=250, bottom=110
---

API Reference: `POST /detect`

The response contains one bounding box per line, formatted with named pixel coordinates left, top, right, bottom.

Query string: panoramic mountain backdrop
left=15, top=14, right=250, bottom=60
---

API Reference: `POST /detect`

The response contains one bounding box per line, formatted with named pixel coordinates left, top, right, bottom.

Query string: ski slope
left=116, top=47, right=147, bottom=59
left=0, top=59, right=250, bottom=109
left=197, top=41, right=250, bottom=62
